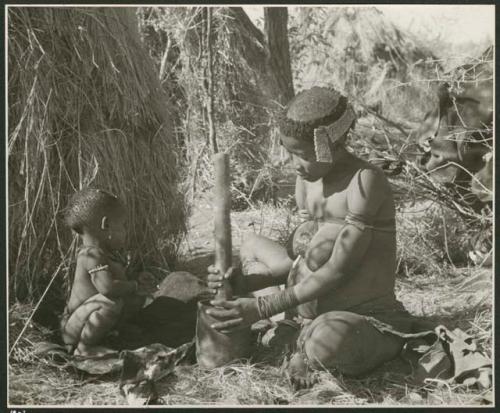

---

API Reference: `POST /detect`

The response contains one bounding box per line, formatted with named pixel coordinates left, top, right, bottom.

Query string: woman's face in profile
left=280, top=134, right=332, bottom=181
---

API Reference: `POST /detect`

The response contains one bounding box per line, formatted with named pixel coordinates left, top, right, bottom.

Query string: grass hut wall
left=8, top=7, right=186, bottom=302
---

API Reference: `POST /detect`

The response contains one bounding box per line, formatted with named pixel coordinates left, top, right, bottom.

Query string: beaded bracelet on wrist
left=256, top=288, right=300, bottom=320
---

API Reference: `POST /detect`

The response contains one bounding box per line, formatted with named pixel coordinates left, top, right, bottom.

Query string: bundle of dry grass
left=8, top=7, right=186, bottom=303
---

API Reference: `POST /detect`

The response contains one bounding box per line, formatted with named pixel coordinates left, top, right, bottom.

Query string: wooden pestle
left=213, top=153, right=233, bottom=300
left=195, top=153, right=252, bottom=369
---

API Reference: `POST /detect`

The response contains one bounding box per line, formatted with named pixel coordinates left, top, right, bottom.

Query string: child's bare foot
left=287, top=352, right=319, bottom=390
left=74, top=343, right=117, bottom=357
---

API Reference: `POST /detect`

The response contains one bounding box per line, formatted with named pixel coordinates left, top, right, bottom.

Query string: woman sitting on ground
left=207, top=87, right=415, bottom=388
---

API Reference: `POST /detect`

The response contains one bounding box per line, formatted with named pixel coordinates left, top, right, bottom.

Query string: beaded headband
left=313, top=104, right=356, bottom=163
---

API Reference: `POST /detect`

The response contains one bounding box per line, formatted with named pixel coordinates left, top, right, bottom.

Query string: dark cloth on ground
left=123, top=296, right=198, bottom=349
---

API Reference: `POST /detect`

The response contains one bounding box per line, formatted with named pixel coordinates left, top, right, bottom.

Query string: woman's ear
left=101, top=216, right=109, bottom=230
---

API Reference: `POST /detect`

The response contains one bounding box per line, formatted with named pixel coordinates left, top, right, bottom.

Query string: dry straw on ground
left=8, top=7, right=186, bottom=303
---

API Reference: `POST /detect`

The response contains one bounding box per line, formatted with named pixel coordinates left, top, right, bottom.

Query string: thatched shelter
left=8, top=7, right=186, bottom=304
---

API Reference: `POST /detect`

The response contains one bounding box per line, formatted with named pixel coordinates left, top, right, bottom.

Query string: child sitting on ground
left=60, top=188, right=157, bottom=356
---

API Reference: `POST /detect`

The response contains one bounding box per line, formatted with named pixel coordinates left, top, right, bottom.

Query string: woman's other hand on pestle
left=206, top=265, right=247, bottom=296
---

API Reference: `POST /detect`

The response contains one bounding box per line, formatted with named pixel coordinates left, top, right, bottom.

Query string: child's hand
left=136, top=271, right=158, bottom=295
left=138, top=271, right=156, bottom=285
left=136, top=283, right=157, bottom=296
left=136, top=285, right=155, bottom=296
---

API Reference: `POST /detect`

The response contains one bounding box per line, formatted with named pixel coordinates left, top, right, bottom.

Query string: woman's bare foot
left=287, top=351, right=319, bottom=390
left=74, top=343, right=117, bottom=357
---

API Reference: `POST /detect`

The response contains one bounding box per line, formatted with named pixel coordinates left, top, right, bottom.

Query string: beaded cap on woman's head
left=278, top=87, right=356, bottom=162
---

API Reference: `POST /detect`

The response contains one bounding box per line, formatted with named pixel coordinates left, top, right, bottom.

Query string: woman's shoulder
left=346, top=162, right=394, bottom=213
left=350, top=161, right=390, bottom=189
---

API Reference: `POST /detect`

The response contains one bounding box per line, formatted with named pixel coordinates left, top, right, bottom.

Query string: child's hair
left=63, top=188, right=124, bottom=234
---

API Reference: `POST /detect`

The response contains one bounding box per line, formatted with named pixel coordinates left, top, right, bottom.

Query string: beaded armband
left=344, top=211, right=375, bottom=232
left=88, top=264, right=110, bottom=275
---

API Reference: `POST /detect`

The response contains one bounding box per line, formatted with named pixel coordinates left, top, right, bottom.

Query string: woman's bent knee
left=240, top=233, right=265, bottom=260
left=302, top=311, right=403, bottom=376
